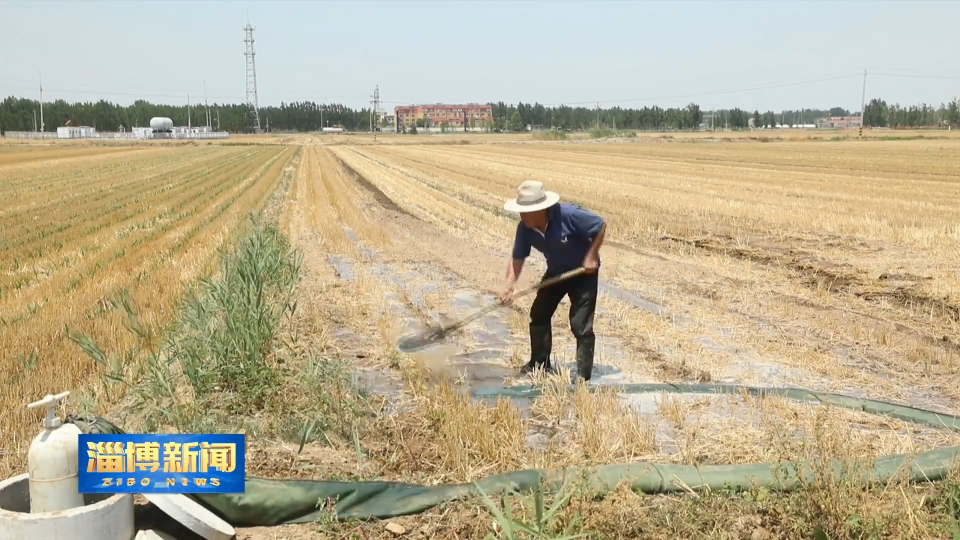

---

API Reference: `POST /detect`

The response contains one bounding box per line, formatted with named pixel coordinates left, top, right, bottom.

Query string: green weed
left=532, top=131, right=568, bottom=141
left=474, top=478, right=593, bottom=540
left=67, top=214, right=303, bottom=431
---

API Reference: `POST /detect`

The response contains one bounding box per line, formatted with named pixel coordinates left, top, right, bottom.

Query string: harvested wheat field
left=5, top=136, right=960, bottom=539
left=0, top=143, right=300, bottom=474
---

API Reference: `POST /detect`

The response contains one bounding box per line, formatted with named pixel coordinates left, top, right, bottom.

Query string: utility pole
left=369, top=84, right=380, bottom=141
left=188, top=94, right=192, bottom=129
left=39, top=71, right=44, bottom=133
left=859, top=67, right=867, bottom=139
left=204, top=80, right=211, bottom=128
left=217, top=108, right=221, bottom=131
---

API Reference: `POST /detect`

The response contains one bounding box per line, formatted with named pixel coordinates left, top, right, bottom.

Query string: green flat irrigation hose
left=72, top=383, right=960, bottom=525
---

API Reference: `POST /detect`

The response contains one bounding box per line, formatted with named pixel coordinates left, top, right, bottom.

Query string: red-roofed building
left=816, top=116, right=863, bottom=129
left=395, top=103, right=493, bottom=132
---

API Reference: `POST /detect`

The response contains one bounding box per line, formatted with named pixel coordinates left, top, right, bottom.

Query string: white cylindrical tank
left=26, top=392, right=85, bottom=513
left=149, top=117, right=174, bottom=132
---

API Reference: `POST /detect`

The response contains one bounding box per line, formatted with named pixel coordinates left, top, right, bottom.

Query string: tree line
left=0, top=97, right=373, bottom=134
left=862, top=98, right=960, bottom=128
left=2, top=94, right=958, bottom=134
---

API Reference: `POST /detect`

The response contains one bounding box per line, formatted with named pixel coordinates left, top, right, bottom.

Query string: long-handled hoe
left=397, top=267, right=586, bottom=352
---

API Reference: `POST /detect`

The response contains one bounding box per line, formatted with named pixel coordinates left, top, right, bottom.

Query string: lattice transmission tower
left=243, top=22, right=262, bottom=133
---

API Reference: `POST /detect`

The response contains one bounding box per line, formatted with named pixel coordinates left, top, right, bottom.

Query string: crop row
left=0, top=145, right=296, bottom=477
left=1, top=148, right=279, bottom=298
left=1, top=148, right=253, bottom=260
left=2, top=147, right=287, bottom=323
left=324, top=143, right=960, bottom=408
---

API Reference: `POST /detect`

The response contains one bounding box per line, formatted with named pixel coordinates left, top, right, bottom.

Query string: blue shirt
left=511, top=203, right=605, bottom=274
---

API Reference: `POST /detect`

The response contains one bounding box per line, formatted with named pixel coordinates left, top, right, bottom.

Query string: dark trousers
left=528, top=270, right=598, bottom=381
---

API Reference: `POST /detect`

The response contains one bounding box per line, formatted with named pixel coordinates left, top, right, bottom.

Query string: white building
left=172, top=126, right=211, bottom=136
left=132, top=127, right=153, bottom=139
left=57, top=126, right=97, bottom=139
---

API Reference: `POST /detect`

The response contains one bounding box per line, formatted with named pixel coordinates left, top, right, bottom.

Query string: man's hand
left=583, top=252, right=599, bottom=274
left=498, top=284, right=516, bottom=306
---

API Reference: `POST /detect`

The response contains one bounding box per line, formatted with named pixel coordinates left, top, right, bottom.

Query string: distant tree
left=761, top=111, right=776, bottom=128
left=863, top=98, right=888, bottom=127
left=947, top=99, right=960, bottom=127
left=508, top=111, right=525, bottom=132
left=727, top=108, right=748, bottom=129
left=686, top=103, right=702, bottom=129
left=752, top=110, right=762, bottom=129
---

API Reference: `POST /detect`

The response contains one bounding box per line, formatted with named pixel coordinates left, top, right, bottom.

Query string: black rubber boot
left=575, top=337, right=595, bottom=382
left=522, top=317, right=554, bottom=375
left=520, top=359, right=554, bottom=375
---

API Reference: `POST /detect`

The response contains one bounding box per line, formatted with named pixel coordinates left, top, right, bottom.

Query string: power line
left=0, top=84, right=239, bottom=100
left=381, top=70, right=958, bottom=110
left=0, top=83, right=372, bottom=103
left=540, top=72, right=864, bottom=107
left=871, top=72, right=960, bottom=81
left=868, top=67, right=960, bottom=76
left=377, top=73, right=859, bottom=106
left=4, top=69, right=959, bottom=114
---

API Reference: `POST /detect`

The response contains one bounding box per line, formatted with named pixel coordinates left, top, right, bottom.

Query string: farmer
left=499, top=180, right=606, bottom=382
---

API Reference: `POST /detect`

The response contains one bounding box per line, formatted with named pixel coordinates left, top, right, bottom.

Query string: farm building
left=56, top=126, right=97, bottom=139
left=394, top=103, right=493, bottom=132
left=816, top=116, right=863, bottom=129
left=132, top=127, right=154, bottom=139
left=172, top=126, right=212, bottom=136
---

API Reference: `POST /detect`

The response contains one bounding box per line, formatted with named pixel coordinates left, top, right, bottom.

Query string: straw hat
left=503, top=180, right=560, bottom=214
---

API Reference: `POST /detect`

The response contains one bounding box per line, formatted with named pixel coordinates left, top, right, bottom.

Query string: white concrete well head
left=0, top=473, right=134, bottom=540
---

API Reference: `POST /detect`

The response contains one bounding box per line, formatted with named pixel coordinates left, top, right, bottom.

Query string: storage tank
left=149, top=117, right=174, bottom=132
left=321, top=127, right=344, bottom=133
left=26, top=391, right=85, bottom=513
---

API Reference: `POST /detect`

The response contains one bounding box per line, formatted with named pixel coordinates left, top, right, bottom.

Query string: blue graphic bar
left=78, top=434, right=245, bottom=494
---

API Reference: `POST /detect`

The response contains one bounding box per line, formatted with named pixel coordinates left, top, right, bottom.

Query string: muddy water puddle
left=325, top=231, right=958, bottom=454
left=331, top=231, right=527, bottom=403
left=328, top=255, right=355, bottom=280
left=326, top=261, right=959, bottom=458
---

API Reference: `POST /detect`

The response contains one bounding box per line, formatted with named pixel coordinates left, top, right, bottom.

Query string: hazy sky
left=1, top=0, right=958, bottom=112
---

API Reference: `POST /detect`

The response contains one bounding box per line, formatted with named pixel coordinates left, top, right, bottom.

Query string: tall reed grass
left=68, top=214, right=303, bottom=431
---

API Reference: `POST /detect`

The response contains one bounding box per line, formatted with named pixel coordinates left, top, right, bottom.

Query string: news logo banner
left=78, top=434, right=245, bottom=494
